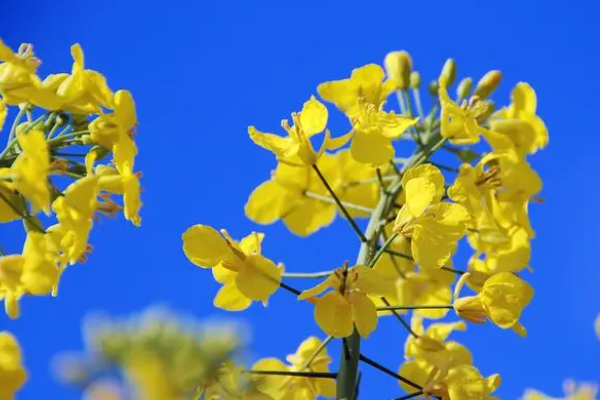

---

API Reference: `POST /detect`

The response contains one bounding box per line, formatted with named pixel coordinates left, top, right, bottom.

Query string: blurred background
left=1, top=0, right=599, bottom=398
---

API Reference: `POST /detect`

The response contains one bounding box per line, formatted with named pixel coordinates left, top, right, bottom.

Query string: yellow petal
left=248, top=126, right=295, bottom=159
left=402, top=164, right=445, bottom=202
left=300, top=96, right=328, bottom=136
left=405, top=177, right=436, bottom=218
left=235, top=255, right=281, bottom=302
left=245, top=181, right=295, bottom=225
left=0, top=99, right=6, bottom=132
left=349, top=292, right=378, bottom=338
left=298, top=275, right=336, bottom=301
left=251, top=358, right=288, bottom=398
left=282, top=199, right=336, bottom=237
left=350, top=130, right=394, bottom=166
left=314, top=291, right=353, bottom=338
left=0, top=37, right=14, bottom=61
left=213, top=282, right=252, bottom=311
left=181, top=225, right=230, bottom=268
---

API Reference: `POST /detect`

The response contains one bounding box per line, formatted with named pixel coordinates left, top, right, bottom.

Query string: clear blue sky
left=2, top=1, right=599, bottom=399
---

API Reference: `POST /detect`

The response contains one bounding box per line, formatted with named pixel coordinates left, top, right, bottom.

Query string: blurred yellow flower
left=182, top=225, right=282, bottom=310
left=0, top=332, right=27, bottom=400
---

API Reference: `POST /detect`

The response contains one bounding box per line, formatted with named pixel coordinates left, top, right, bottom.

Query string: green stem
left=7, top=105, right=27, bottom=146
left=441, top=266, right=466, bottom=275
left=279, top=281, right=302, bottom=296
left=368, top=233, right=398, bottom=268
left=380, top=297, right=417, bottom=338
left=312, top=164, right=367, bottom=243
left=381, top=248, right=414, bottom=261
left=0, top=242, right=5, bottom=256
left=47, top=130, right=90, bottom=145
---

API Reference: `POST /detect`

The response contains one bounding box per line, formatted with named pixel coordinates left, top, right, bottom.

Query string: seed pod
left=428, top=80, right=439, bottom=96
left=410, top=71, right=421, bottom=89
left=474, top=70, right=502, bottom=99
left=440, top=58, right=457, bottom=87
left=384, top=51, right=412, bottom=89
left=456, top=77, right=473, bottom=100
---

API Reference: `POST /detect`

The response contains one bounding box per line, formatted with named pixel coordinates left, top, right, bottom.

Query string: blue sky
left=1, top=1, right=600, bottom=399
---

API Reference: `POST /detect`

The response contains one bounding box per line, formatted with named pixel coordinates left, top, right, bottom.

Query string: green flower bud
left=428, top=80, right=439, bottom=96
left=410, top=71, right=421, bottom=89
left=456, top=77, right=473, bottom=100
left=440, top=58, right=457, bottom=87
left=473, top=70, right=502, bottom=99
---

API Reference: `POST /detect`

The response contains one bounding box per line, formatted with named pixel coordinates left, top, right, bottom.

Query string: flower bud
left=409, top=71, right=421, bottom=89
left=456, top=77, right=473, bottom=100
left=474, top=100, right=495, bottom=123
left=428, top=80, right=439, bottom=96
left=473, top=70, right=502, bottom=99
left=440, top=58, right=457, bottom=87
left=384, top=51, right=412, bottom=89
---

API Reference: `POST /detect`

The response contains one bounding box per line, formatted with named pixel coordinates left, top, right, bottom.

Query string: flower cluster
left=53, top=307, right=243, bottom=400
left=182, top=50, right=548, bottom=399
left=0, top=37, right=142, bottom=319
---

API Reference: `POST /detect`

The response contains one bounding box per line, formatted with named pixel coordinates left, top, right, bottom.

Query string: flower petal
left=314, top=291, right=353, bottom=338
left=181, top=225, right=230, bottom=268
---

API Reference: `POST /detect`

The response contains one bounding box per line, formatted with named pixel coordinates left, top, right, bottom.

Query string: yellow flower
left=90, top=89, right=138, bottom=156
left=322, top=149, right=380, bottom=218
left=467, top=226, right=532, bottom=292
left=404, top=316, right=472, bottom=376
left=0, top=331, right=27, bottom=400
left=298, top=265, right=392, bottom=338
left=490, top=82, right=548, bottom=155
left=0, top=168, right=20, bottom=223
left=0, top=233, right=59, bottom=319
left=393, top=164, right=470, bottom=269
left=0, top=98, right=6, bottom=131
left=11, top=130, right=51, bottom=214
left=51, top=175, right=99, bottom=264
left=203, top=362, right=274, bottom=400
left=438, top=76, right=489, bottom=145
left=252, top=337, right=336, bottom=400
left=318, top=64, right=398, bottom=115
left=398, top=360, right=500, bottom=400
left=0, top=38, right=62, bottom=110
left=453, top=272, right=533, bottom=336
left=249, top=96, right=350, bottom=166
left=56, top=43, right=114, bottom=113
left=395, top=268, right=455, bottom=320
left=97, top=164, right=142, bottom=227
left=348, top=101, right=418, bottom=165
left=245, top=155, right=337, bottom=237
left=123, top=351, right=183, bottom=400
left=182, top=225, right=282, bottom=310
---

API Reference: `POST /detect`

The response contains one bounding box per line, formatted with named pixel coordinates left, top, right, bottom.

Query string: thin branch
left=302, top=336, right=334, bottom=370
left=377, top=305, right=453, bottom=311
left=359, top=353, right=422, bottom=391
left=381, top=248, right=414, bottom=261
left=283, top=270, right=334, bottom=279
left=279, top=282, right=302, bottom=296
left=304, top=190, right=374, bottom=214
left=380, top=297, right=418, bottom=338
left=312, top=164, right=367, bottom=243
left=391, top=391, right=424, bottom=400
left=244, top=370, right=337, bottom=379
left=440, top=266, right=466, bottom=275
left=368, top=233, right=398, bottom=268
